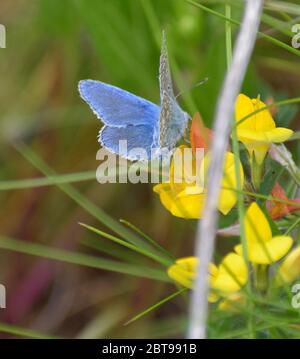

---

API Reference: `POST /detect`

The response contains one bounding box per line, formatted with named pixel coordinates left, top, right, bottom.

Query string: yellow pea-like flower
left=167, top=253, right=248, bottom=302
left=153, top=147, right=244, bottom=219
left=211, top=253, right=248, bottom=294
left=235, top=202, right=293, bottom=264
left=235, top=94, right=293, bottom=165
left=275, top=246, right=300, bottom=284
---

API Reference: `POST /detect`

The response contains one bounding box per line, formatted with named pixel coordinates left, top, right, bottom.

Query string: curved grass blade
left=80, top=222, right=171, bottom=266
left=0, top=236, right=170, bottom=282
left=124, top=288, right=188, bottom=326
left=13, top=142, right=155, bottom=252
left=284, top=216, right=300, bottom=236
left=0, top=171, right=95, bottom=191
left=120, top=219, right=175, bottom=262
left=186, top=0, right=300, bottom=57
left=0, top=322, right=59, bottom=339
left=81, top=238, right=144, bottom=265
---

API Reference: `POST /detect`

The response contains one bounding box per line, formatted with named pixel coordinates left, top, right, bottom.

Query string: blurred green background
left=0, top=0, right=299, bottom=338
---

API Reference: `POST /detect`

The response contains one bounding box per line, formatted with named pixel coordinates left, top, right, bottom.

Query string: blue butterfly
left=79, top=32, right=189, bottom=161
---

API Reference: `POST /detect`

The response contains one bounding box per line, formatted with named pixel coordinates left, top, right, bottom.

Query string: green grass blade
left=81, top=238, right=144, bottom=264
left=13, top=142, right=156, bottom=252
left=284, top=216, right=300, bottom=236
left=265, top=1, right=300, bottom=16
left=0, top=236, right=170, bottom=282
left=0, top=171, right=95, bottom=191
left=186, top=0, right=300, bottom=58
left=0, top=322, right=58, bottom=339
left=262, top=13, right=293, bottom=37
left=124, top=288, right=188, bottom=326
left=290, top=131, right=300, bottom=141
left=120, top=219, right=175, bottom=261
left=80, top=222, right=171, bottom=266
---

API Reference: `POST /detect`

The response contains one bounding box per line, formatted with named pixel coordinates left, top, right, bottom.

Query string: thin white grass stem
left=187, top=0, right=264, bottom=339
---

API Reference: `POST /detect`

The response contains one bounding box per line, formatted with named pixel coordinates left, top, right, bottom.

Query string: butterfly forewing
left=79, top=80, right=160, bottom=127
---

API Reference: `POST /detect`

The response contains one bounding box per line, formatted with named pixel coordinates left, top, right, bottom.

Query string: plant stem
left=251, top=156, right=264, bottom=191
left=188, top=0, right=264, bottom=339
left=255, top=265, right=269, bottom=294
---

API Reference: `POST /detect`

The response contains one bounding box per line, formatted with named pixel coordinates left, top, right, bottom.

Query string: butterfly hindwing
left=100, top=124, right=155, bottom=161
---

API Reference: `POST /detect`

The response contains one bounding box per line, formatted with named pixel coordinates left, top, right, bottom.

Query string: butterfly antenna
left=175, top=77, right=209, bottom=99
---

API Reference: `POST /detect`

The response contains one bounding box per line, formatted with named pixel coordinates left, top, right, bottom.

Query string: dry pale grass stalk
left=187, top=0, right=264, bottom=339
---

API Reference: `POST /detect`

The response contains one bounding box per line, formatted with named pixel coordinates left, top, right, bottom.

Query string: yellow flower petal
left=235, top=236, right=293, bottom=264
left=201, top=151, right=244, bottom=215
left=220, top=152, right=244, bottom=214
left=245, top=202, right=272, bottom=245
left=235, top=94, right=293, bottom=165
left=276, top=246, right=300, bottom=284
left=251, top=97, right=275, bottom=132
left=153, top=183, right=174, bottom=212
left=212, top=253, right=248, bottom=293
left=170, top=145, right=193, bottom=193
left=235, top=94, right=275, bottom=132
left=253, top=144, right=270, bottom=165
left=235, top=94, right=257, bottom=131
left=264, top=128, right=294, bottom=143
left=236, top=203, right=293, bottom=264
left=167, top=257, right=198, bottom=289
left=167, top=257, right=218, bottom=293
left=153, top=183, right=206, bottom=219
left=236, top=128, right=293, bottom=145
left=154, top=148, right=243, bottom=219
left=171, top=191, right=206, bottom=219
left=236, top=129, right=269, bottom=143
left=218, top=188, right=239, bottom=215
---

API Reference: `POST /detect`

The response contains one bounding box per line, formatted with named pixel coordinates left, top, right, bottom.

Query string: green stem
left=255, top=265, right=269, bottom=294
left=186, top=0, right=300, bottom=58
left=251, top=156, right=264, bottom=191
left=225, top=5, right=233, bottom=66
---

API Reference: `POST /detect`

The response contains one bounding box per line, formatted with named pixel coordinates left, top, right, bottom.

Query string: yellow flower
left=212, top=253, right=248, bottom=312
left=211, top=253, right=248, bottom=294
left=235, top=94, right=293, bottom=165
left=275, top=246, right=300, bottom=284
left=153, top=147, right=244, bottom=219
left=202, top=151, right=244, bottom=216
left=167, top=257, right=217, bottom=289
left=235, top=202, right=293, bottom=264
left=167, top=253, right=248, bottom=302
